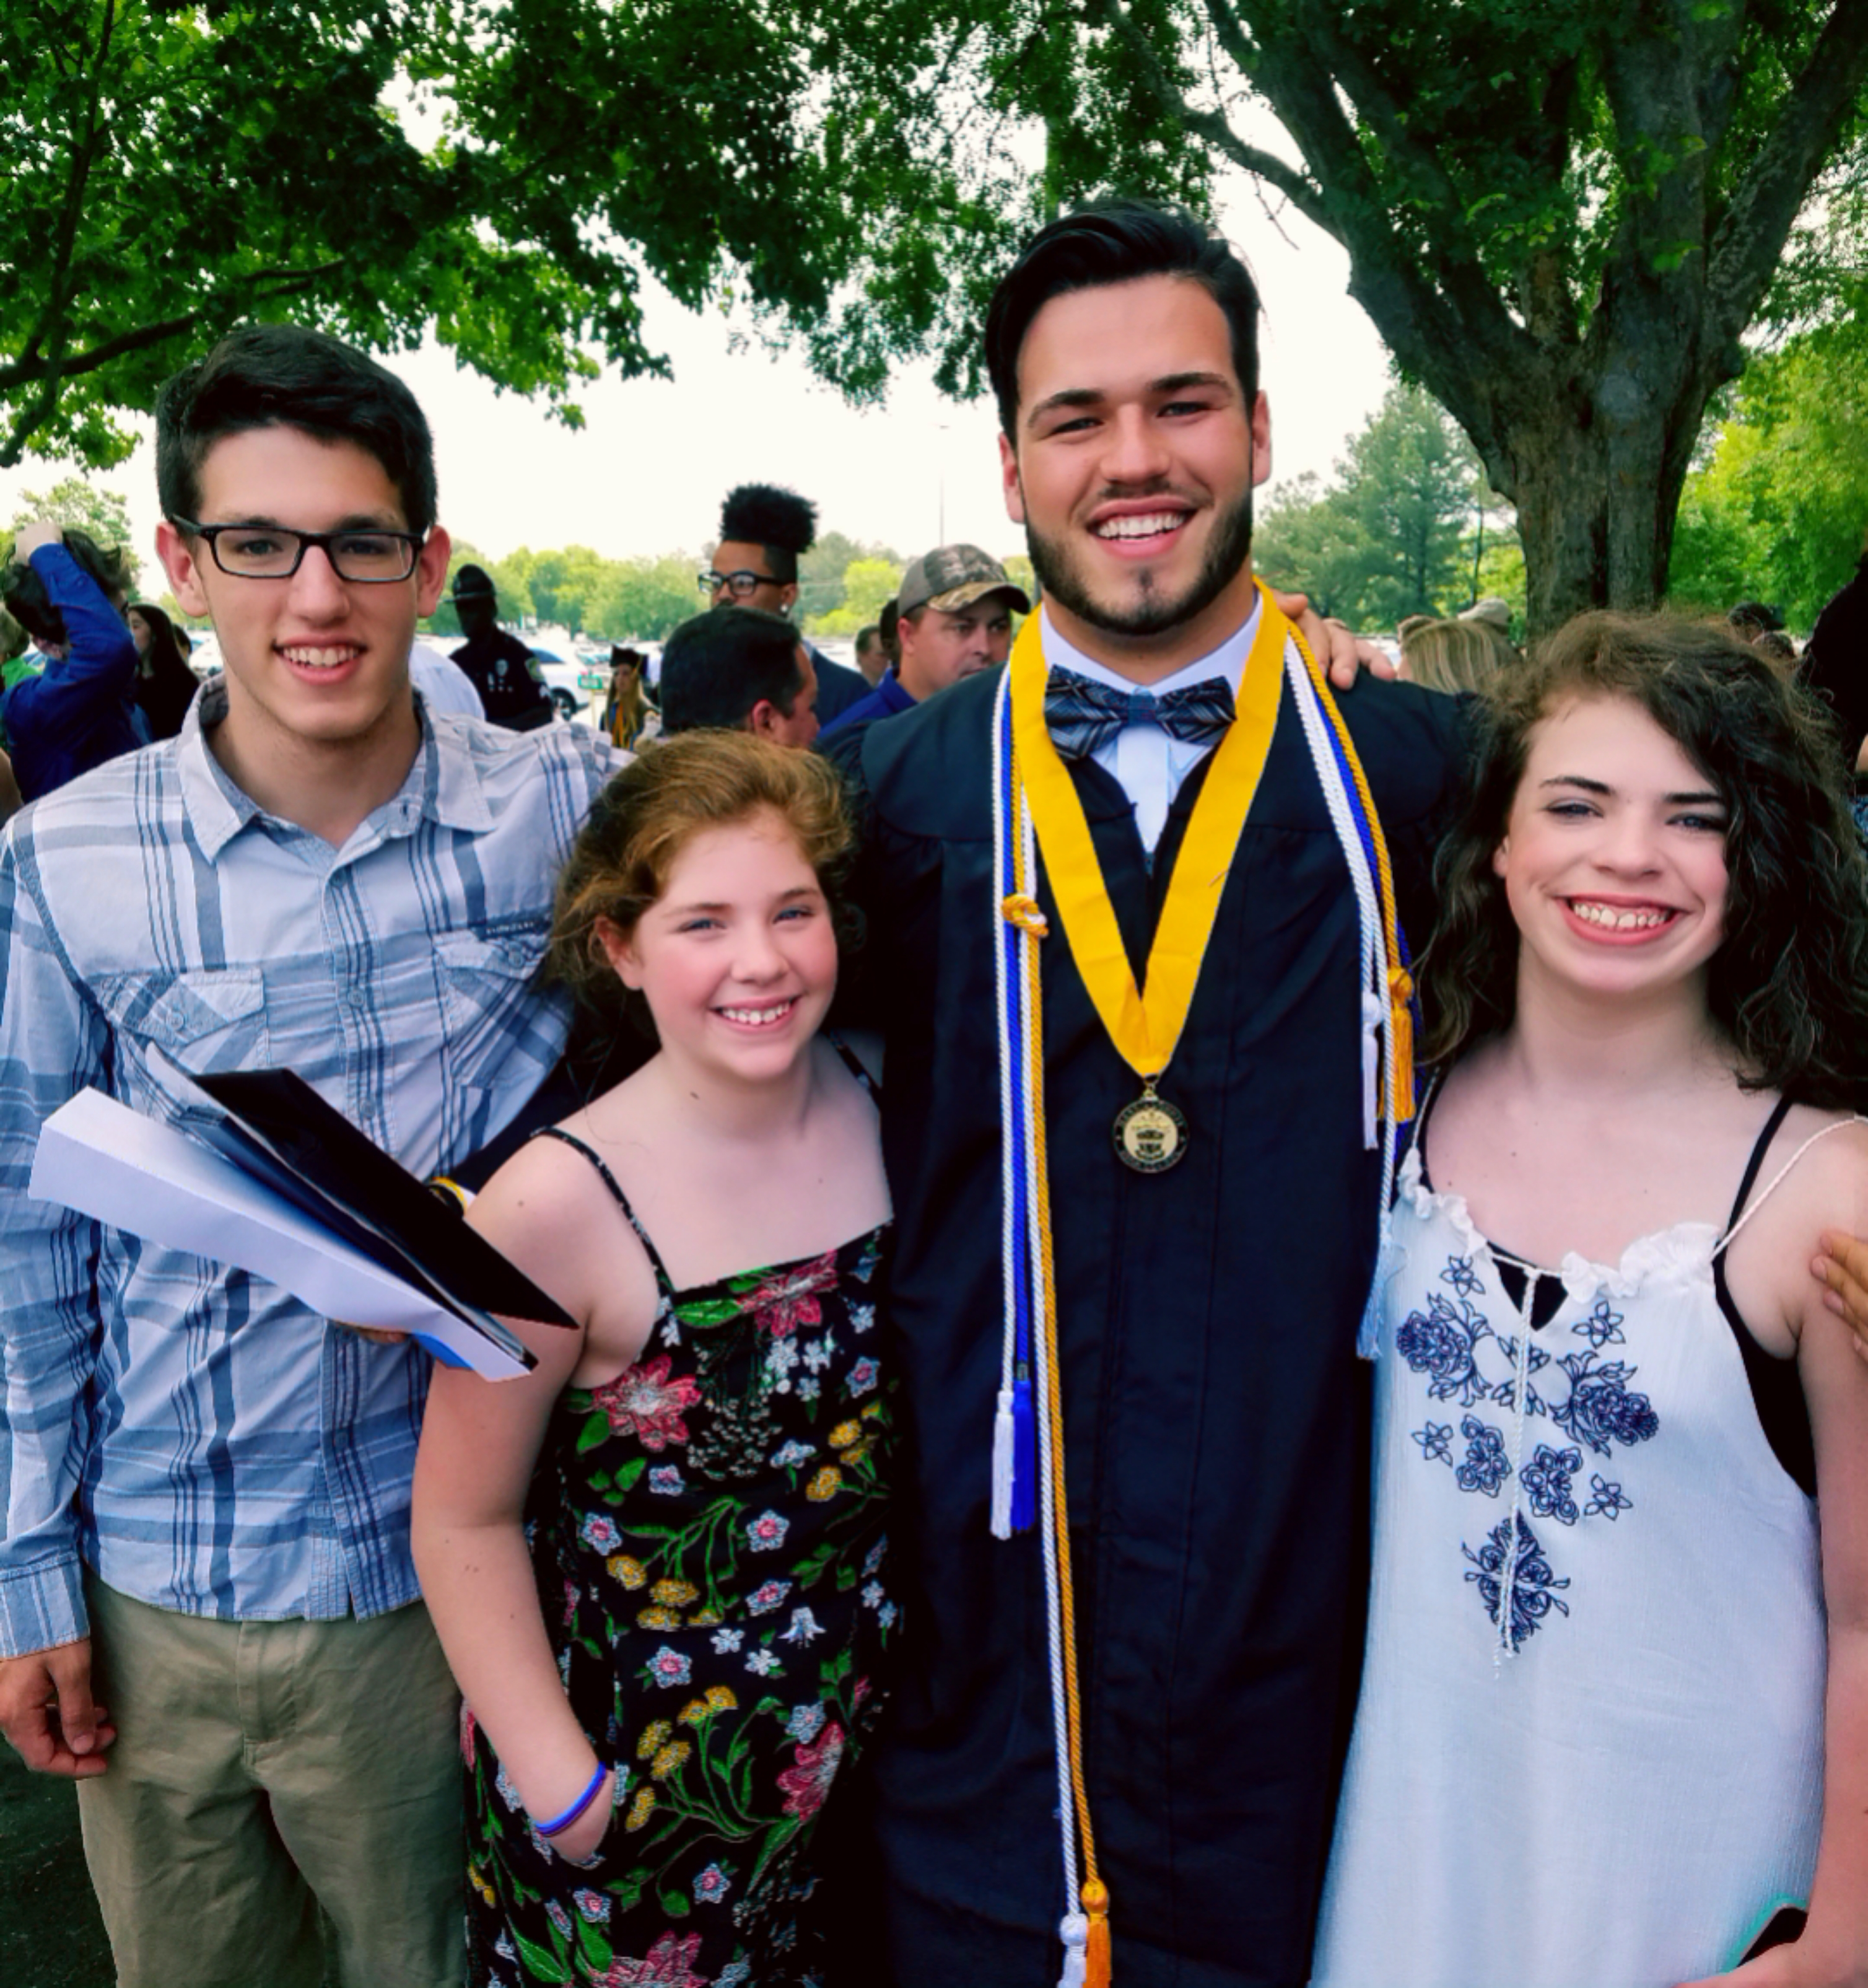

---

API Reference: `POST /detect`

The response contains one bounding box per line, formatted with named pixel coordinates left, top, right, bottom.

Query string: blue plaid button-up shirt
left=0, top=693, right=618, bottom=1656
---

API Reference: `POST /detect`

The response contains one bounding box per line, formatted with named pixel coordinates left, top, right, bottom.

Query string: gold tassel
left=1082, top=1878, right=1111, bottom=1988
left=1387, top=966, right=1415, bottom=1123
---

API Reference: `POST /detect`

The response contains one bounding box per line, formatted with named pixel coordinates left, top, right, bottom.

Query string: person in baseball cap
left=819, top=543, right=1031, bottom=748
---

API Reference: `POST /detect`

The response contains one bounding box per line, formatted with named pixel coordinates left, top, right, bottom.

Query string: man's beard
left=1024, top=484, right=1255, bottom=640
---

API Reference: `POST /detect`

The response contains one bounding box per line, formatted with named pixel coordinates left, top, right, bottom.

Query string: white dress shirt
left=1037, top=598, right=1262, bottom=853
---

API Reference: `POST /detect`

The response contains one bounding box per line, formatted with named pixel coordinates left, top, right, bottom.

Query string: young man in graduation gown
left=836, top=201, right=1465, bottom=1986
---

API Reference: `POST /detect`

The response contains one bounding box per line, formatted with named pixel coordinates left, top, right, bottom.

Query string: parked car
left=528, top=648, right=595, bottom=722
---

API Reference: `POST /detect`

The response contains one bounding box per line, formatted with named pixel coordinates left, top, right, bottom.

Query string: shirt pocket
left=430, top=917, right=552, bottom=1093
left=88, top=966, right=270, bottom=1079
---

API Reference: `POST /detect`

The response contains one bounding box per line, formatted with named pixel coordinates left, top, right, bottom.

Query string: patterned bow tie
left=1042, top=668, right=1238, bottom=760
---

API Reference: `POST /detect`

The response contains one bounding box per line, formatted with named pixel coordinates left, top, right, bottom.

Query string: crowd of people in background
left=4, top=196, right=1868, bottom=1988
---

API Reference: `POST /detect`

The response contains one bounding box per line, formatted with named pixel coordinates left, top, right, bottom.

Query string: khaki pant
left=77, top=1579, right=465, bottom=1988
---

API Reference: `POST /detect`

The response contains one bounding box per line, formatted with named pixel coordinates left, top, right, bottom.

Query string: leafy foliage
left=1667, top=299, right=1868, bottom=628
left=4, top=478, right=141, bottom=592
left=1254, top=387, right=1490, bottom=629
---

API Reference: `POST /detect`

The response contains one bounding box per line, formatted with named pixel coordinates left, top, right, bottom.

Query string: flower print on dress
left=1519, top=1443, right=1583, bottom=1526
left=581, top=1513, right=624, bottom=1553
left=711, top=1627, right=744, bottom=1653
left=1464, top=1512, right=1571, bottom=1650
left=1441, top=1255, right=1486, bottom=1298
left=787, top=1702, right=827, bottom=1743
left=577, top=1888, right=612, bottom=1922
left=546, top=1899, right=574, bottom=1939
left=749, top=1255, right=837, bottom=1339
left=591, top=1354, right=702, bottom=1452
left=801, top=1336, right=836, bottom=1375
left=647, top=1466, right=685, bottom=1496
left=693, top=1863, right=733, bottom=1906
left=847, top=1357, right=879, bottom=1397
left=646, top=1646, right=693, bottom=1688
left=782, top=1607, right=824, bottom=1644
left=848, top=1301, right=875, bottom=1336
left=748, top=1579, right=790, bottom=1614
left=746, top=1649, right=782, bottom=1677
left=746, top=1510, right=790, bottom=1552
left=769, top=1440, right=814, bottom=1470
left=776, top=1723, right=846, bottom=1821
left=586, top=1930, right=707, bottom=1988
left=1574, top=1299, right=1626, bottom=1349
left=1551, top=1351, right=1661, bottom=1457
left=1454, top=1416, right=1512, bottom=1497
left=1395, top=1292, right=1493, bottom=1408
left=1412, top=1421, right=1454, bottom=1466
left=1585, top=1473, right=1633, bottom=1520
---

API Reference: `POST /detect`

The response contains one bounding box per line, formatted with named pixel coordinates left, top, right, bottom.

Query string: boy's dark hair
left=1, top=527, right=133, bottom=648
left=985, top=198, right=1262, bottom=439
left=659, top=606, right=808, bottom=735
left=718, top=484, right=817, bottom=584
left=1421, top=611, right=1868, bottom=1110
left=155, top=323, right=438, bottom=536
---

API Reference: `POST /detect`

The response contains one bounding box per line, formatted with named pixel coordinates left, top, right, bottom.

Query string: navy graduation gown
left=840, top=662, right=1464, bottom=1986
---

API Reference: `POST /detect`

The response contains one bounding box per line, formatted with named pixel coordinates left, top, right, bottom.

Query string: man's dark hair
left=879, top=597, right=900, bottom=663
left=718, top=484, right=817, bottom=585
left=660, top=606, right=808, bottom=735
left=155, top=323, right=439, bottom=536
left=856, top=623, right=881, bottom=650
left=985, top=198, right=1262, bottom=439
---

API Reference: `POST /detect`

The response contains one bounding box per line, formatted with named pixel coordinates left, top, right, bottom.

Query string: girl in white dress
left=1313, top=614, right=1868, bottom=1988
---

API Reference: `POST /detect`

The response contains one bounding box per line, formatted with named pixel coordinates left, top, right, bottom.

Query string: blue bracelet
left=535, top=1762, right=609, bottom=1837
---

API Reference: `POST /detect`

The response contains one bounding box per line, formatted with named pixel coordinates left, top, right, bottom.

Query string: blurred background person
left=1399, top=615, right=1515, bottom=696
left=0, top=522, right=147, bottom=801
left=707, top=483, right=868, bottom=723
left=603, top=644, right=660, bottom=749
left=449, top=562, right=552, bottom=729
left=659, top=605, right=818, bottom=746
left=125, top=601, right=201, bottom=742
left=855, top=622, right=888, bottom=687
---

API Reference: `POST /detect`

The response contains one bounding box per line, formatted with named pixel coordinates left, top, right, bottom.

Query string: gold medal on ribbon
left=1009, top=584, right=1289, bottom=1173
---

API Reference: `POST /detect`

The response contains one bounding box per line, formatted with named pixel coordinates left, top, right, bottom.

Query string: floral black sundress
left=463, top=1125, right=897, bottom=1988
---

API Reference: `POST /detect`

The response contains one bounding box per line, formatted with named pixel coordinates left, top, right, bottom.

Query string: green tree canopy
left=1255, top=386, right=1486, bottom=629
left=1667, top=296, right=1868, bottom=628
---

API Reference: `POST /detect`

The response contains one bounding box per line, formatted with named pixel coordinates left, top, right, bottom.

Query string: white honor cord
left=990, top=673, right=1020, bottom=1540
left=1284, top=642, right=1403, bottom=1356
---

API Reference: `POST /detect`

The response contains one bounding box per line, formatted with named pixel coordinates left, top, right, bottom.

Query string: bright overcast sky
left=0, top=176, right=1394, bottom=577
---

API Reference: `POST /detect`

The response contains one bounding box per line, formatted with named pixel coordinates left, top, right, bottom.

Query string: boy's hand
left=0, top=1639, right=116, bottom=1777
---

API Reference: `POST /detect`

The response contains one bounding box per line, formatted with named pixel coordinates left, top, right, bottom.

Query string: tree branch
left=1704, top=0, right=1868, bottom=352
left=1081, top=0, right=1331, bottom=230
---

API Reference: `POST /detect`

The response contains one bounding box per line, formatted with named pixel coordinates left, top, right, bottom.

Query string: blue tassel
left=1010, top=1373, right=1038, bottom=1532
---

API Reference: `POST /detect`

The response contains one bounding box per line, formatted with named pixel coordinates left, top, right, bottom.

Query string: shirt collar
left=1037, top=595, right=1262, bottom=699
left=178, top=679, right=493, bottom=860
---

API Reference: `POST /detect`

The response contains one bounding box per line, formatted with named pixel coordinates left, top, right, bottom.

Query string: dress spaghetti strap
left=529, top=1126, right=674, bottom=1292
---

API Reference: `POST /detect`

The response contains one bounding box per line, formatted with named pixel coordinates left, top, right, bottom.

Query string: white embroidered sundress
left=1311, top=1131, right=1831, bottom=1988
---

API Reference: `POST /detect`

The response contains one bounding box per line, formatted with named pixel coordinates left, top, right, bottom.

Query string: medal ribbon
left=1008, top=583, right=1287, bottom=1084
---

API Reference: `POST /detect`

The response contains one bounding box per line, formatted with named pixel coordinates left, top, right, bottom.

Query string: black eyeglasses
left=699, top=568, right=782, bottom=600
left=173, top=520, right=427, bottom=583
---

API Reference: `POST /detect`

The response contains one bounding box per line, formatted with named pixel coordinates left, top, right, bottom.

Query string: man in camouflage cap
left=818, top=543, right=1030, bottom=748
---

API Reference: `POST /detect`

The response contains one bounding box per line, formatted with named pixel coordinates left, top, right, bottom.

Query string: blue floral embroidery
left=1585, top=1474, right=1633, bottom=1520
left=1551, top=1352, right=1660, bottom=1457
left=1412, top=1421, right=1454, bottom=1466
left=1519, top=1443, right=1583, bottom=1526
left=1396, top=1292, right=1494, bottom=1407
left=1441, top=1255, right=1486, bottom=1298
left=1574, top=1300, right=1626, bottom=1349
left=1464, top=1513, right=1571, bottom=1649
left=1454, top=1416, right=1511, bottom=1497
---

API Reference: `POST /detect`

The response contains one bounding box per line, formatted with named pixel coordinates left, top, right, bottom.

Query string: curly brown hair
left=551, top=730, right=857, bottom=1035
left=1421, top=611, right=1868, bottom=1110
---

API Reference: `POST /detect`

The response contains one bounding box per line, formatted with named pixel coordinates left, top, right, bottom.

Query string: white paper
left=29, top=1088, right=529, bottom=1380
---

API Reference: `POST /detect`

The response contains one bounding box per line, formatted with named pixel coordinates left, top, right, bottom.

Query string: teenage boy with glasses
left=0, top=322, right=616, bottom=1988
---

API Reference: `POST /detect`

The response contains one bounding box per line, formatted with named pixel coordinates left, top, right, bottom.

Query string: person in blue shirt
left=0, top=522, right=149, bottom=800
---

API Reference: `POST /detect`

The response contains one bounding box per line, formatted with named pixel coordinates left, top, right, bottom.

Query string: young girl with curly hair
left=1314, top=614, right=1868, bottom=1988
